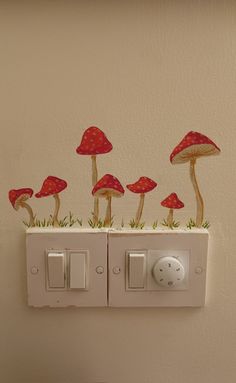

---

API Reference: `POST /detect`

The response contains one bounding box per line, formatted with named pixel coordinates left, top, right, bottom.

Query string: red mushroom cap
left=9, top=188, right=33, bottom=210
left=76, top=126, right=113, bottom=155
left=126, top=177, right=157, bottom=194
left=35, top=176, right=67, bottom=198
left=170, top=131, right=221, bottom=164
left=92, top=174, right=124, bottom=197
left=161, top=193, right=184, bottom=209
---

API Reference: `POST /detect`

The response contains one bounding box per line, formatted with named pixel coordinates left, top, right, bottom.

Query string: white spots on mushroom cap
left=126, top=176, right=157, bottom=193
left=76, top=126, right=113, bottom=155
left=9, top=188, right=33, bottom=209
left=35, top=176, right=67, bottom=198
left=172, top=144, right=220, bottom=164
left=170, top=131, right=220, bottom=163
left=161, top=193, right=184, bottom=209
left=92, top=174, right=125, bottom=196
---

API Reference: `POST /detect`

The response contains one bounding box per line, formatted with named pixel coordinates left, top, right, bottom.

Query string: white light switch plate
left=26, top=228, right=209, bottom=308
left=108, top=229, right=209, bottom=307
left=26, top=229, right=107, bottom=307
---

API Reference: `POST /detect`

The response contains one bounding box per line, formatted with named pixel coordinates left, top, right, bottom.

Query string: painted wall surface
left=0, top=1, right=235, bottom=382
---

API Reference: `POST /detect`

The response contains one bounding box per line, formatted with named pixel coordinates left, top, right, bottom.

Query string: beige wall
left=1, top=1, right=236, bottom=382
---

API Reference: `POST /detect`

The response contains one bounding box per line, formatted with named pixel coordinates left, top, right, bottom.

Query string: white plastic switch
left=47, top=252, right=65, bottom=288
left=128, top=252, right=146, bottom=288
left=69, top=252, right=87, bottom=289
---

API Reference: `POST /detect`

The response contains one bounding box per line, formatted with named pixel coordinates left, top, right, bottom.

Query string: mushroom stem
left=91, top=155, right=98, bottom=185
left=135, top=193, right=145, bottom=226
left=91, top=155, right=99, bottom=225
left=167, top=208, right=174, bottom=227
left=104, top=195, right=112, bottom=227
left=190, top=158, right=204, bottom=227
left=20, top=201, right=35, bottom=227
left=52, top=194, right=60, bottom=227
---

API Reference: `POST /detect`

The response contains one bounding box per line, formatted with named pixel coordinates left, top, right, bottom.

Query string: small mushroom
left=92, top=174, right=124, bottom=227
left=76, top=126, right=113, bottom=225
left=170, top=131, right=220, bottom=227
left=161, top=193, right=184, bottom=228
left=9, top=188, right=34, bottom=226
left=126, top=177, right=157, bottom=226
left=35, top=176, right=67, bottom=227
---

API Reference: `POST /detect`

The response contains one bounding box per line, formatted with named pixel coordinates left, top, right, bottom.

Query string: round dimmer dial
left=152, top=256, right=185, bottom=288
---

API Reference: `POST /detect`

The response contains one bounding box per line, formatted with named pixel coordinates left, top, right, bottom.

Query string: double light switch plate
left=26, top=228, right=209, bottom=308
left=26, top=229, right=107, bottom=307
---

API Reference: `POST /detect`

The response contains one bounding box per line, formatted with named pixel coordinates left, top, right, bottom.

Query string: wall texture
left=1, top=1, right=235, bottom=382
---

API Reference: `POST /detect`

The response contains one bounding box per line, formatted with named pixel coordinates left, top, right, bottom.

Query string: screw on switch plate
left=112, top=266, right=121, bottom=274
left=31, top=266, right=39, bottom=275
left=96, top=266, right=104, bottom=274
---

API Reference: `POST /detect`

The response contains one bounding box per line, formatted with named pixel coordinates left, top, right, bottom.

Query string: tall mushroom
left=126, top=177, right=157, bottom=227
left=76, top=126, right=113, bottom=225
left=9, top=188, right=34, bottom=226
left=161, top=193, right=184, bottom=228
left=170, top=131, right=220, bottom=227
left=92, top=174, right=124, bottom=227
left=35, top=176, right=67, bottom=227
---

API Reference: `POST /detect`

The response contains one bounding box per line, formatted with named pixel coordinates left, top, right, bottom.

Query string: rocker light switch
left=128, top=252, right=146, bottom=289
left=69, top=251, right=87, bottom=289
left=47, top=252, right=65, bottom=288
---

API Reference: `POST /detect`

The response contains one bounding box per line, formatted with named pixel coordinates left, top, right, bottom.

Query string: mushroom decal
left=92, top=174, right=124, bottom=227
left=35, top=176, right=67, bottom=227
left=126, top=177, right=157, bottom=227
left=161, top=193, right=184, bottom=228
left=76, top=126, right=113, bottom=225
left=170, top=131, right=220, bottom=227
left=9, top=188, right=34, bottom=226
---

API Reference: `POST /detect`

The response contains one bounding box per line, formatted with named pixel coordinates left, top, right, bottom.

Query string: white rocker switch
left=47, top=252, right=65, bottom=288
left=69, top=252, right=87, bottom=289
left=128, top=252, right=146, bottom=289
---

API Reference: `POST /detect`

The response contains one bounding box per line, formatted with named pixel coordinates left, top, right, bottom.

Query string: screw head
left=96, top=266, right=104, bottom=274
left=113, top=266, right=121, bottom=275
left=195, top=267, right=203, bottom=274
left=31, top=266, right=39, bottom=275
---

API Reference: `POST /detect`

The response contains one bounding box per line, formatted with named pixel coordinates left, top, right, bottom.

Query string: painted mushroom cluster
left=8, top=128, right=221, bottom=229
left=9, top=176, right=68, bottom=228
